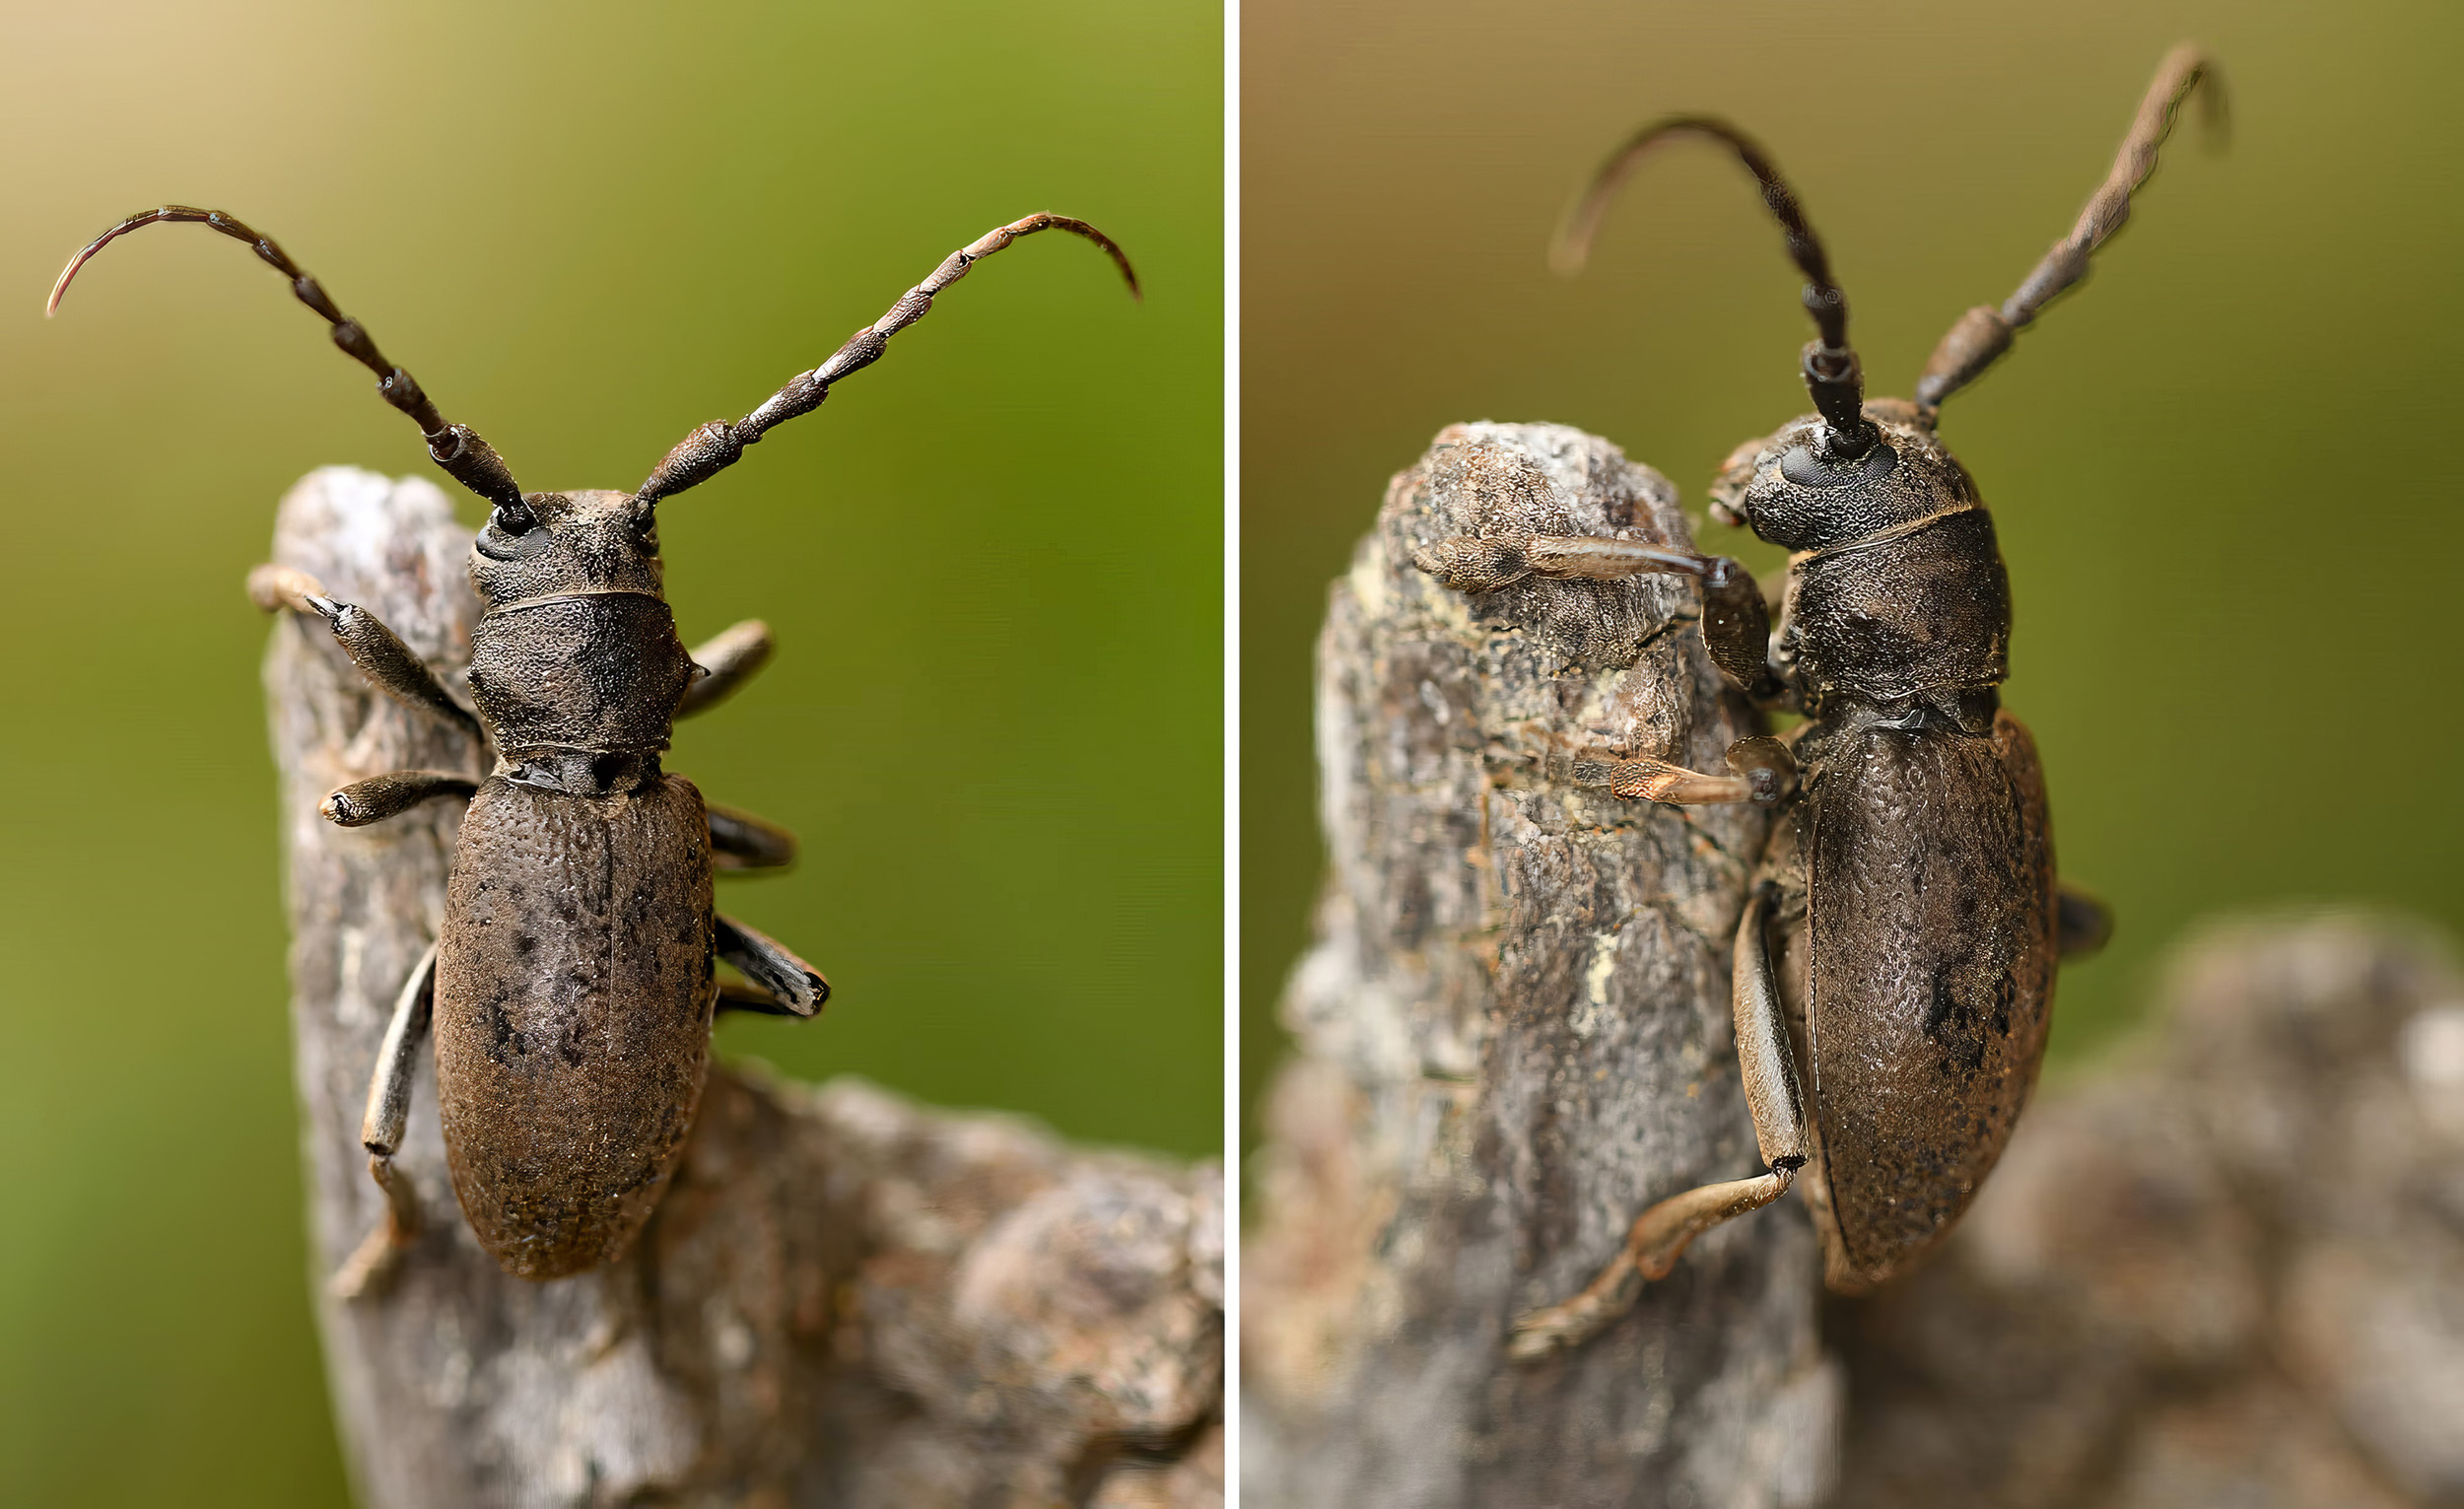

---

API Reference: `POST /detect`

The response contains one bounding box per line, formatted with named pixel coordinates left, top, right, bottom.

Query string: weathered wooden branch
left=269, top=467, right=1222, bottom=1509
left=1243, top=424, right=1838, bottom=1508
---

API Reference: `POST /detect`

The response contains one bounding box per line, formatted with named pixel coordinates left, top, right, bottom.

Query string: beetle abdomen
left=1805, top=711, right=2055, bottom=1290
left=434, top=773, right=717, bottom=1278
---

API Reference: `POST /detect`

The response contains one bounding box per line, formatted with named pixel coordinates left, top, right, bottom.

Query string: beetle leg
left=677, top=619, right=775, bottom=719
left=1414, top=534, right=1784, bottom=701
left=2057, top=881, right=2114, bottom=959
left=707, top=802, right=798, bottom=872
left=1510, top=883, right=1810, bottom=1361
left=330, top=942, right=437, bottom=1301
left=716, top=979, right=803, bottom=1017
left=321, top=770, right=477, bottom=828
left=1572, top=735, right=1798, bottom=807
left=715, top=914, right=830, bottom=1016
left=247, top=565, right=484, bottom=743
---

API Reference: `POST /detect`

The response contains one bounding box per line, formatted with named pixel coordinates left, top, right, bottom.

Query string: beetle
left=1408, top=47, right=2215, bottom=1357
left=48, top=206, right=1138, bottom=1294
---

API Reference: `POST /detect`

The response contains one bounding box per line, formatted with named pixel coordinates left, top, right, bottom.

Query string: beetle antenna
left=1554, top=116, right=1878, bottom=460
left=1916, top=44, right=2223, bottom=414
left=47, top=207, right=524, bottom=510
left=635, top=213, right=1140, bottom=507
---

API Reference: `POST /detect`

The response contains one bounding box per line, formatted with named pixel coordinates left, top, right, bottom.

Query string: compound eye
left=1779, top=443, right=1897, bottom=490
left=474, top=499, right=553, bottom=561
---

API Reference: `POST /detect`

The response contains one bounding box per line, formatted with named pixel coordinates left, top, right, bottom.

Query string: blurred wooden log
left=1242, top=424, right=1839, bottom=1508
left=1831, top=913, right=2464, bottom=1509
left=267, top=467, right=1223, bottom=1509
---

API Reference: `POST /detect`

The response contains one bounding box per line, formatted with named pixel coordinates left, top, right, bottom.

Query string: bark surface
left=269, top=466, right=1223, bottom=1509
left=1243, top=423, right=1840, bottom=1509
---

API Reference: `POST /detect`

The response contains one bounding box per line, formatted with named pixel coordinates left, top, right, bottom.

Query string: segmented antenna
left=635, top=213, right=1140, bottom=506
left=48, top=208, right=523, bottom=510
left=1555, top=117, right=1878, bottom=459
left=1916, top=45, right=2223, bottom=412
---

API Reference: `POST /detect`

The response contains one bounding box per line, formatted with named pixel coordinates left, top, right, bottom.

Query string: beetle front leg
left=1416, top=533, right=1785, bottom=702
left=247, top=565, right=483, bottom=742
left=1509, top=882, right=1810, bottom=1362
left=330, top=942, right=436, bottom=1301
left=677, top=619, right=774, bottom=719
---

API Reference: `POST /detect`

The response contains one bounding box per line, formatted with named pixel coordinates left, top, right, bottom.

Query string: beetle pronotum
left=50, top=207, right=1138, bottom=1294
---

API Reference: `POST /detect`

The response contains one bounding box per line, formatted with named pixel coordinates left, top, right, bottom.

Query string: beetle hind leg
left=330, top=943, right=437, bottom=1301
left=715, top=914, right=829, bottom=1016
left=2057, top=881, right=2114, bottom=959
left=1510, top=882, right=1811, bottom=1361
left=1508, top=1170, right=1794, bottom=1362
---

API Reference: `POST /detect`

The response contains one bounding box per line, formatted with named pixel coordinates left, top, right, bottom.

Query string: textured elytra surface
left=1802, top=711, right=2055, bottom=1288
left=1245, top=425, right=1838, bottom=1509
left=437, top=773, right=718, bottom=1278
left=1831, top=914, right=2464, bottom=1509
left=271, top=468, right=1222, bottom=1509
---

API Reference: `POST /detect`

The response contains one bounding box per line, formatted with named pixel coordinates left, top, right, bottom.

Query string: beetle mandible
left=1410, top=46, right=2216, bottom=1357
left=49, top=206, right=1138, bottom=1294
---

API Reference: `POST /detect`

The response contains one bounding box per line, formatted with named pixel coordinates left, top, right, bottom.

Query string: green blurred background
left=0, top=2, right=1218, bottom=1502
left=1243, top=3, right=2464, bottom=1135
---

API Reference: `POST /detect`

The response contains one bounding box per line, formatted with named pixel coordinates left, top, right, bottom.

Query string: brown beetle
left=1412, top=47, right=2215, bottom=1357
left=49, top=207, right=1137, bottom=1293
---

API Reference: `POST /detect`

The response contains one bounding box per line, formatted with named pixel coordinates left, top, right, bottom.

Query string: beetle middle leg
left=330, top=941, right=437, bottom=1301
left=1510, top=881, right=1810, bottom=1361
left=707, top=801, right=798, bottom=871
left=321, top=771, right=478, bottom=827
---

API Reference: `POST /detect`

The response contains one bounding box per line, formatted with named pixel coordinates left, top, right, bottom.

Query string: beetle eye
left=492, top=500, right=538, bottom=534
left=1779, top=443, right=1897, bottom=490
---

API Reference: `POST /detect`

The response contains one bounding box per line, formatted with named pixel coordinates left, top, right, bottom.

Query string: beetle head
left=1708, top=399, right=1979, bottom=552
left=469, top=490, right=664, bottom=606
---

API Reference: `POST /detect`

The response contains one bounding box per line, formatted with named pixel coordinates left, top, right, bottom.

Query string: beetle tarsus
left=1509, top=1166, right=1797, bottom=1362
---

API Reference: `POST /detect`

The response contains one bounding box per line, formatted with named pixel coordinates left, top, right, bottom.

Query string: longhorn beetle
left=1412, top=47, right=2215, bottom=1357
left=49, top=207, right=1138, bottom=1294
